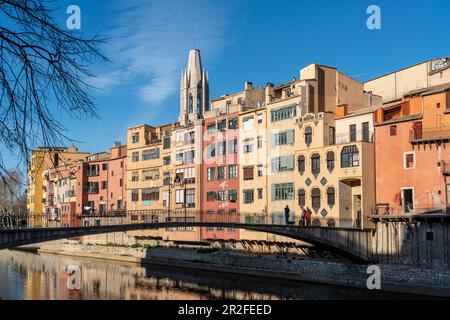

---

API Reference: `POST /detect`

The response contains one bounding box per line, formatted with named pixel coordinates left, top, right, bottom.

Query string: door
left=99, top=203, right=106, bottom=215
left=402, top=188, right=414, bottom=213
left=413, top=122, right=422, bottom=140
left=353, top=195, right=362, bottom=228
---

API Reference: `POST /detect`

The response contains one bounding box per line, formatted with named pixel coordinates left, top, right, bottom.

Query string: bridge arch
left=0, top=222, right=373, bottom=263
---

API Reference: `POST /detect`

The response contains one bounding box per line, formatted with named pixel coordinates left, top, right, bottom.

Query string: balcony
left=335, top=130, right=374, bottom=145
left=410, top=127, right=450, bottom=144
left=84, top=186, right=99, bottom=194
left=441, top=161, right=450, bottom=176
left=86, top=169, right=99, bottom=177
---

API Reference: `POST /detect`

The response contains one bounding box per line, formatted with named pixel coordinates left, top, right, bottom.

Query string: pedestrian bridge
left=0, top=211, right=374, bottom=262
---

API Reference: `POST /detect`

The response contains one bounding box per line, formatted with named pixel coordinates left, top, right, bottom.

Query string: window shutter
left=287, top=130, right=294, bottom=144
left=271, top=184, right=276, bottom=202
left=287, top=155, right=294, bottom=170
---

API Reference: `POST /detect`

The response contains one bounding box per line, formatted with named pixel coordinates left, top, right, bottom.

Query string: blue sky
left=3, top=0, right=450, bottom=170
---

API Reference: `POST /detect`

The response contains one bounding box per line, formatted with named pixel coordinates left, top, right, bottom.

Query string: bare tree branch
left=0, top=0, right=108, bottom=197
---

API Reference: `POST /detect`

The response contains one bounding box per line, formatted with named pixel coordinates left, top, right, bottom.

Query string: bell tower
left=179, top=49, right=209, bottom=126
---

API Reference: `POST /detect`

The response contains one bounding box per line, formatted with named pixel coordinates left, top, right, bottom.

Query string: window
left=326, top=151, right=335, bottom=171
left=243, top=116, right=254, bottom=131
left=206, top=191, right=217, bottom=201
left=217, top=119, right=226, bottom=132
left=257, top=135, right=263, bottom=149
left=404, top=152, right=415, bottom=169
left=297, top=155, right=305, bottom=174
left=228, top=190, right=237, bottom=203
left=176, top=167, right=195, bottom=184
left=271, top=155, right=295, bottom=173
left=311, top=154, right=320, bottom=174
left=273, top=130, right=294, bottom=146
left=329, top=127, right=336, bottom=145
left=243, top=189, right=254, bottom=204
left=273, top=183, right=294, bottom=201
left=142, top=148, right=159, bottom=161
left=243, top=139, right=254, bottom=153
left=163, top=156, right=171, bottom=165
left=163, top=172, right=170, bottom=186
left=207, top=167, right=215, bottom=181
left=257, top=165, right=263, bottom=177
left=229, top=165, right=238, bottom=179
left=131, top=190, right=139, bottom=202
left=185, top=189, right=195, bottom=207
left=163, top=137, right=171, bottom=149
left=341, top=145, right=359, bottom=168
left=390, top=125, right=397, bottom=136
left=218, top=190, right=226, bottom=201
left=142, top=188, right=159, bottom=201
left=207, top=123, right=216, bottom=134
left=217, top=166, right=226, bottom=180
left=350, top=124, right=357, bottom=142
left=271, top=105, right=296, bottom=122
left=311, top=188, right=321, bottom=211
left=257, top=113, right=263, bottom=124
left=298, top=189, right=306, bottom=207
left=131, top=171, right=139, bottom=182
left=86, top=164, right=99, bottom=176
left=327, top=187, right=335, bottom=207
left=131, top=132, right=139, bottom=143
left=243, top=166, right=254, bottom=180
left=175, top=189, right=184, bottom=204
left=362, top=122, right=370, bottom=142
left=229, top=139, right=238, bottom=153
left=228, top=118, right=238, bottom=129
left=304, top=126, right=312, bottom=146
left=101, top=181, right=107, bottom=189
left=207, top=143, right=216, bottom=158
left=258, top=188, right=263, bottom=199
left=142, top=168, right=160, bottom=181
left=437, top=102, right=441, bottom=108
left=217, top=141, right=226, bottom=156
left=102, top=163, right=107, bottom=171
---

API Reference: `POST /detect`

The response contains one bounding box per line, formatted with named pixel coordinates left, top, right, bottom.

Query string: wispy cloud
left=91, top=0, right=231, bottom=109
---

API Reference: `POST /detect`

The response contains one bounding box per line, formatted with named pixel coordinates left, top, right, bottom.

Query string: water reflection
left=0, top=250, right=427, bottom=300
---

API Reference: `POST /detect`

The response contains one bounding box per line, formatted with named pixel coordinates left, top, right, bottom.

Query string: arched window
left=297, top=155, right=305, bottom=174
left=327, top=187, right=335, bottom=207
left=327, top=219, right=336, bottom=227
left=341, top=145, right=359, bottom=168
left=311, top=153, right=320, bottom=175
left=326, top=151, right=335, bottom=171
left=188, top=94, right=194, bottom=114
left=312, top=219, right=321, bottom=227
left=311, top=188, right=321, bottom=211
left=298, top=189, right=306, bottom=207
left=304, top=126, right=312, bottom=146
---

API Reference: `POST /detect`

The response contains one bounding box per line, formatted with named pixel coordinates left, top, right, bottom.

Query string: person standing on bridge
left=305, top=207, right=312, bottom=226
left=284, top=205, right=290, bottom=225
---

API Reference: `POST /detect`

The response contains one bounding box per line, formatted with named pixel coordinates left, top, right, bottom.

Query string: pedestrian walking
left=284, top=205, right=290, bottom=225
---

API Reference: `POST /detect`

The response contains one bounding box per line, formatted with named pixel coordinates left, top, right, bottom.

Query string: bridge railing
left=2, top=210, right=355, bottom=230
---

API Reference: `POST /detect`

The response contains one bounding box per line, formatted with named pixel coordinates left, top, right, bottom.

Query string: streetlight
left=169, top=174, right=187, bottom=223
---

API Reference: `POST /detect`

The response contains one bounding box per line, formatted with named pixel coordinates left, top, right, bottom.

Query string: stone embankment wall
left=39, top=243, right=450, bottom=297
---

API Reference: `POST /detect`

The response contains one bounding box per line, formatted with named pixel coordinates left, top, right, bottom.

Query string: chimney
left=265, top=83, right=274, bottom=103
left=244, top=82, right=253, bottom=90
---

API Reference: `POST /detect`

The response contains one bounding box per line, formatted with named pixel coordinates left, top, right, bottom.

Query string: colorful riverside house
left=374, top=83, right=450, bottom=214
left=238, top=97, right=270, bottom=241
left=27, top=146, right=89, bottom=227
left=266, top=63, right=381, bottom=229
left=202, top=82, right=264, bottom=240
left=364, top=57, right=450, bottom=215
left=76, top=144, right=126, bottom=225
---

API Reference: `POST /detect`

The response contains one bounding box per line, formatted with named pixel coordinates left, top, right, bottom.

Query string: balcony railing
left=441, top=161, right=450, bottom=176
left=84, top=186, right=99, bottom=194
left=335, top=130, right=374, bottom=145
left=410, top=127, right=450, bottom=142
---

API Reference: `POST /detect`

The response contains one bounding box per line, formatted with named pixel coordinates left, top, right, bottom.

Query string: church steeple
left=179, top=49, right=209, bottom=126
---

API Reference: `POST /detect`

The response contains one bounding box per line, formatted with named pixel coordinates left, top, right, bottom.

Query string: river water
left=0, top=250, right=429, bottom=300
